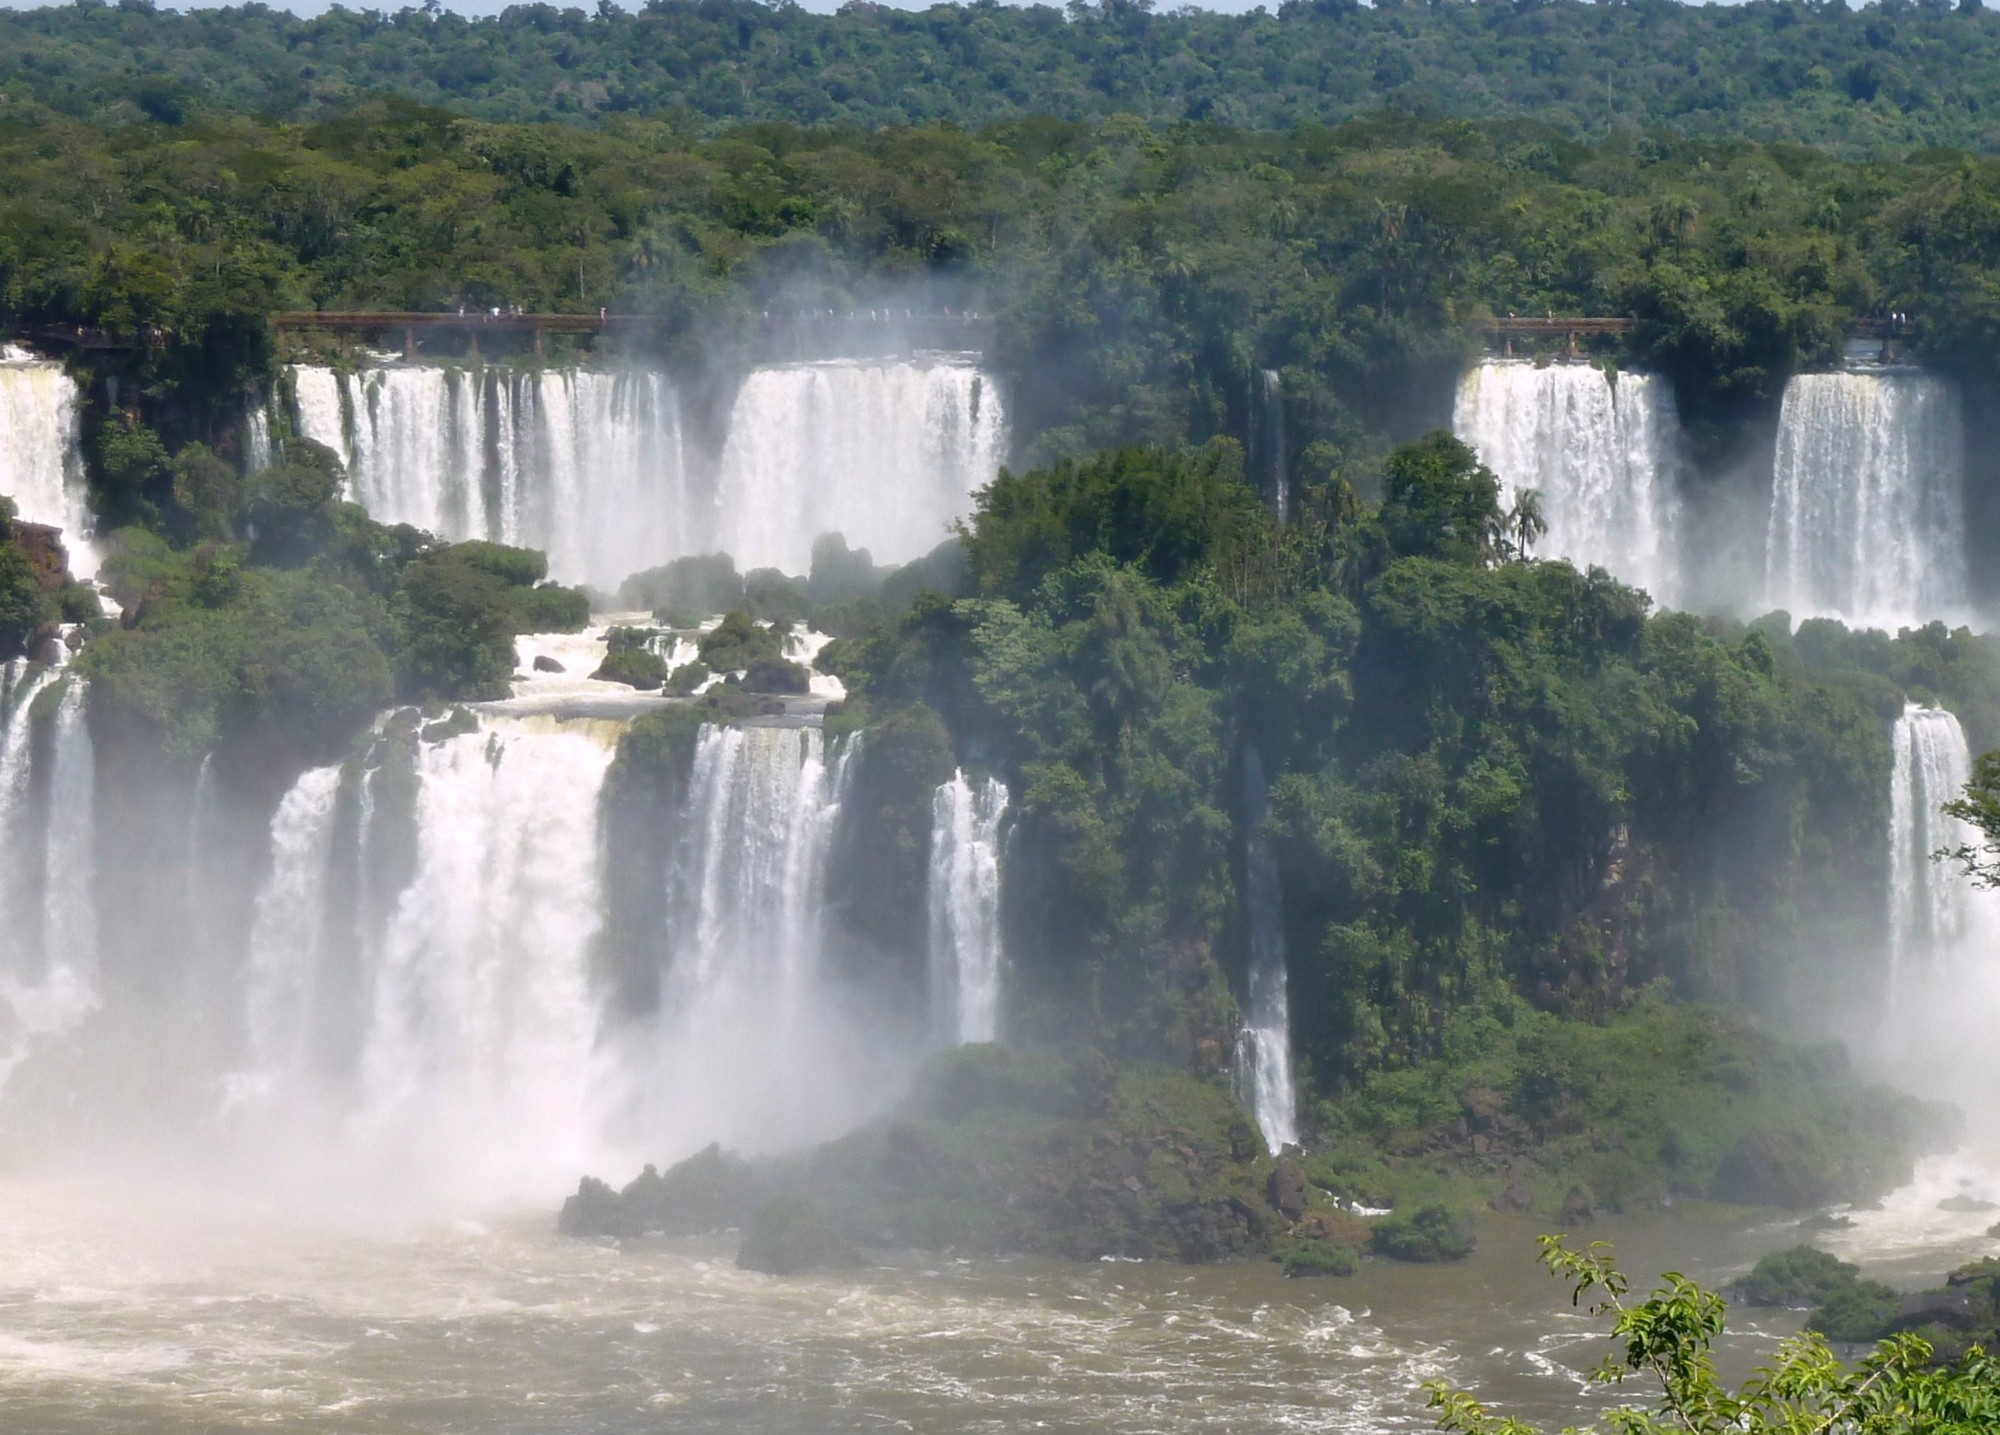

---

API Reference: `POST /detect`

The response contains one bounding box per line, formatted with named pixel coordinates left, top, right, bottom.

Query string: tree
left=1427, top=1237, right=2000, bottom=1435
left=1941, top=753, right=2000, bottom=889
left=1508, top=488, right=1548, bottom=560
left=1377, top=432, right=1506, bottom=567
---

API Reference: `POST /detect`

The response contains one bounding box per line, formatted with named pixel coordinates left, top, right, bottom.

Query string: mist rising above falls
left=0, top=354, right=96, bottom=575
left=1452, top=360, right=1683, bottom=604
left=1766, top=372, right=1967, bottom=631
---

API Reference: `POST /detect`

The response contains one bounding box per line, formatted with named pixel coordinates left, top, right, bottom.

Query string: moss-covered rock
left=736, top=1196, right=863, bottom=1275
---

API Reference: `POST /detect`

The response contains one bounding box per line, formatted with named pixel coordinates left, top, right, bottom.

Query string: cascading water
left=1452, top=361, right=1684, bottom=605
left=604, top=723, right=864, bottom=1160
left=234, top=709, right=876, bottom=1187
left=234, top=714, right=620, bottom=1194
left=289, top=366, right=688, bottom=590
left=927, top=770, right=1008, bottom=1045
left=713, top=360, right=1006, bottom=574
left=1888, top=705, right=2000, bottom=999
left=0, top=350, right=96, bottom=575
left=1236, top=750, right=1297, bottom=1154
left=1766, top=372, right=1967, bottom=631
left=0, top=659, right=99, bottom=1084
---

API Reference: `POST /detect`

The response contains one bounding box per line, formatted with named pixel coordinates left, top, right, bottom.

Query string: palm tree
left=1509, top=488, right=1548, bottom=559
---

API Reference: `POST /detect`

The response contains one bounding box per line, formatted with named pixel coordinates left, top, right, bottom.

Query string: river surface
left=5, top=1154, right=1994, bottom=1435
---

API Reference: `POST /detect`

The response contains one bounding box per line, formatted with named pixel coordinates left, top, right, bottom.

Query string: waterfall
left=242, top=404, right=273, bottom=475
left=0, top=661, right=99, bottom=1084
left=0, top=351, right=96, bottom=576
left=1452, top=361, right=1683, bottom=604
left=235, top=713, right=875, bottom=1184
left=1766, top=372, right=1967, bottom=631
left=1888, top=705, right=1999, bottom=996
left=713, top=360, right=1006, bottom=574
left=927, top=770, right=1008, bottom=1045
left=288, top=366, right=688, bottom=591
left=607, top=723, right=862, bottom=1158
left=1236, top=750, right=1297, bottom=1153
left=1259, top=369, right=1288, bottom=524
left=234, top=714, right=620, bottom=1191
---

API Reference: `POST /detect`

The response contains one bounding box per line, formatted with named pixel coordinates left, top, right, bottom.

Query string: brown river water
left=2, top=1154, right=1992, bottom=1435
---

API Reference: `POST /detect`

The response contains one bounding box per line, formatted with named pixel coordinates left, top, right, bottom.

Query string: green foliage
left=1429, top=1237, right=2000, bottom=1435
left=78, top=551, right=393, bottom=763
left=391, top=541, right=585, bottom=701
left=1942, top=751, right=2000, bottom=889
left=743, top=657, right=809, bottom=695
left=18, top=1, right=2000, bottom=157
left=964, top=442, right=1265, bottom=603
left=1740, top=1246, right=1862, bottom=1309
left=1377, top=433, right=1505, bottom=566
left=590, top=627, right=669, bottom=690
left=1281, top=1238, right=1359, bottom=1279
left=1370, top=1203, right=1476, bottom=1263
left=1809, top=1277, right=1906, bottom=1345
left=0, top=498, right=57, bottom=662
left=698, top=611, right=784, bottom=673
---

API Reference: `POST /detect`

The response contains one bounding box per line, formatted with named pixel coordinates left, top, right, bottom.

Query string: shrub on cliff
left=0, top=498, right=57, bottom=661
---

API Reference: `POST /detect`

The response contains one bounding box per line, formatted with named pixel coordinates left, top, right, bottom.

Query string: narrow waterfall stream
left=926, top=769, right=1008, bottom=1045
left=1236, top=749, right=1297, bottom=1154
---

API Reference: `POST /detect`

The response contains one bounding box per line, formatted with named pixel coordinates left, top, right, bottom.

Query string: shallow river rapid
left=6, top=1154, right=1994, bottom=1435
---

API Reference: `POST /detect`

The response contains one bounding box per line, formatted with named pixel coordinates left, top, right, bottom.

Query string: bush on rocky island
left=620, top=552, right=743, bottom=622
left=698, top=611, right=783, bottom=673
left=1740, top=1245, right=1862, bottom=1309
left=1369, top=1204, right=1476, bottom=1263
left=1280, top=1239, right=1359, bottom=1278
left=742, top=656, right=809, bottom=694
left=591, top=627, right=670, bottom=690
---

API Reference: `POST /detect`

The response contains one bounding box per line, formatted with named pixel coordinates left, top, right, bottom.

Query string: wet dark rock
left=560, top=1143, right=756, bottom=1239
left=1490, top=1179, right=1534, bottom=1213
left=1559, top=1186, right=1595, bottom=1225
left=1267, top=1157, right=1308, bottom=1223
left=532, top=654, right=565, bottom=673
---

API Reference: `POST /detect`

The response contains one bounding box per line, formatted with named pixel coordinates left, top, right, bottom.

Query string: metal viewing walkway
left=270, top=309, right=996, bottom=358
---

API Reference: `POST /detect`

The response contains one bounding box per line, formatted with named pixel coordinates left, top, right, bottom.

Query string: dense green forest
left=9, top=0, right=2000, bottom=157
left=16, top=97, right=2000, bottom=513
